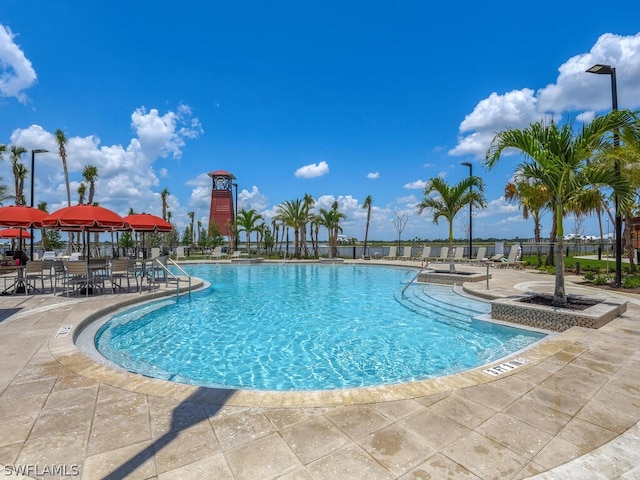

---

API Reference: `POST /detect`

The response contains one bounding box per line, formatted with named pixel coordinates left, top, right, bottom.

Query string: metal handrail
left=167, top=257, right=192, bottom=296
left=144, top=256, right=192, bottom=297
left=401, top=262, right=430, bottom=299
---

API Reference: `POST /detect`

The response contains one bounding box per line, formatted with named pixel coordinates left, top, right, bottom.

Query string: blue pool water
left=95, top=264, right=545, bottom=391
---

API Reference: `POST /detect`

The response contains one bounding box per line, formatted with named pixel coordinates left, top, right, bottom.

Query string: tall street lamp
left=586, top=63, right=620, bottom=286
left=232, top=182, right=238, bottom=251
left=30, top=148, right=48, bottom=261
left=461, top=161, right=473, bottom=259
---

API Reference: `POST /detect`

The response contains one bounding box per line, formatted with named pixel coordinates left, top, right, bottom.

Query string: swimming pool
left=95, top=264, right=545, bottom=391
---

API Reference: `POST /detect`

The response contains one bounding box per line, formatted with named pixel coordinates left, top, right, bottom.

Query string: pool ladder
left=145, top=257, right=192, bottom=297
left=401, top=262, right=430, bottom=299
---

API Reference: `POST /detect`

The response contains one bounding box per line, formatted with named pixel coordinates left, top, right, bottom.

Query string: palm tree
left=160, top=188, right=170, bottom=220
left=82, top=165, right=99, bottom=204
left=301, top=193, right=315, bottom=257
left=275, top=199, right=305, bottom=258
left=417, top=176, right=486, bottom=273
left=82, top=164, right=100, bottom=255
left=484, top=112, right=636, bottom=306
left=504, top=179, right=550, bottom=266
left=236, top=209, right=264, bottom=256
left=187, top=211, right=195, bottom=246
left=15, top=163, right=28, bottom=206
left=362, top=195, right=373, bottom=258
left=38, top=201, right=48, bottom=252
left=55, top=129, right=73, bottom=251
left=318, top=201, right=346, bottom=257
left=77, top=183, right=86, bottom=204
left=9, top=145, right=27, bottom=204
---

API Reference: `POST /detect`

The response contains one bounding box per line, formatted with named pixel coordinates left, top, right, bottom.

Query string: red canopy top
left=0, top=205, right=48, bottom=228
left=42, top=204, right=127, bottom=231
left=123, top=213, right=173, bottom=232
left=0, top=228, right=32, bottom=239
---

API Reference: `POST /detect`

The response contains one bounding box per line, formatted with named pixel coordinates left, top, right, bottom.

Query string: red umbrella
left=123, top=213, right=172, bottom=232
left=0, top=205, right=48, bottom=228
left=0, top=228, right=32, bottom=239
left=42, top=204, right=127, bottom=231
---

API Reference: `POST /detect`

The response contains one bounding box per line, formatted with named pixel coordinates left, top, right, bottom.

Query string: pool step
left=394, top=284, right=489, bottom=327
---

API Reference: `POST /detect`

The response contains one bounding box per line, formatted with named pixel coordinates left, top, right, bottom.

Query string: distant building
left=208, top=170, right=236, bottom=237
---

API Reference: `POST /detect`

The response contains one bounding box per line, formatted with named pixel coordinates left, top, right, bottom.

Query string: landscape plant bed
left=518, top=294, right=598, bottom=311
left=491, top=294, right=627, bottom=332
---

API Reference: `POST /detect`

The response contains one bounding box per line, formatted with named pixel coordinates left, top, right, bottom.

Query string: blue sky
left=1, top=1, right=640, bottom=242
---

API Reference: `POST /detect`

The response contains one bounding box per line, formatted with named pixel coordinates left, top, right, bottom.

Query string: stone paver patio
left=0, top=261, right=639, bottom=479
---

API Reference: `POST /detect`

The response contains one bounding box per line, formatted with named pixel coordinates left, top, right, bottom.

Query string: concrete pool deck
left=0, top=261, right=639, bottom=479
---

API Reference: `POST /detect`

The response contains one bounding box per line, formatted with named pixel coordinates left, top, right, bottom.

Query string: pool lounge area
left=0, top=260, right=639, bottom=479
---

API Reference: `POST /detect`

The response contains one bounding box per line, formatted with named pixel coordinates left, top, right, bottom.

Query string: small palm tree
left=187, top=211, right=195, bottom=246
left=504, top=179, right=550, bottom=266
left=9, top=145, right=27, bottom=204
left=318, top=201, right=346, bottom=257
left=55, top=129, right=73, bottom=251
left=275, top=199, right=305, bottom=258
left=362, top=195, right=373, bottom=258
left=236, top=209, right=264, bottom=256
left=160, top=188, right=170, bottom=220
left=417, top=176, right=486, bottom=273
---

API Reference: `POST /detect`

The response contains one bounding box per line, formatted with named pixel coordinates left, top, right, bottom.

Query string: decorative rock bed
left=490, top=294, right=628, bottom=332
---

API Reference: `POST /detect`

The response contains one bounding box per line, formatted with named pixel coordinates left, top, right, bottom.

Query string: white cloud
left=6, top=105, right=201, bottom=221
left=294, top=160, right=329, bottom=178
left=403, top=180, right=427, bottom=190
left=450, top=32, right=640, bottom=159
left=367, top=172, right=379, bottom=179
left=130, top=105, right=203, bottom=161
left=0, top=25, right=36, bottom=103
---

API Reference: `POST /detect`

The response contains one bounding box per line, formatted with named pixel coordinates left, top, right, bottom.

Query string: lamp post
left=232, top=182, right=238, bottom=251
left=461, top=161, right=473, bottom=259
left=30, top=149, right=48, bottom=261
left=587, top=64, right=620, bottom=287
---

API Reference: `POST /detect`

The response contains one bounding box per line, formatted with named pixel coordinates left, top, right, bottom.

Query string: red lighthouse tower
left=208, top=170, right=236, bottom=236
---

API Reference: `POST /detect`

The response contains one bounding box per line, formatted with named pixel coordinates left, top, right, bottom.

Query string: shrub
left=623, top=276, right=640, bottom=289
left=593, top=274, right=610, bottom=286
left=582, top=272, right=595, bottom=282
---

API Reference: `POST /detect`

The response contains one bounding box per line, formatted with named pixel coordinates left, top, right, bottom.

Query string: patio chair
left=24, top=260, right=46, bottom=294
left=452, top=247, right=464, bottom=263
left=400, top=246, right=412, bottom=260
left=52, top=260, right=67, bottom=294
left=382, top=246, right=397, bottom=260
left=110, top=257, right=136, bottom=292
left=64, top=261, right=91, bottom=297
left=150, top=247, right=161, bottom=259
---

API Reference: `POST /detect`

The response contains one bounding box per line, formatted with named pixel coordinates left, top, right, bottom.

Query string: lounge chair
left=400, top=246, right=412, bottom=260
left=465, top=246, right=487, bottom=264
left=210, top=246, right=228, bottom=260
left=413, top=246, right=431, bottom=262
left=175, top=246, right=186, bottom=261
left=434, top=247, right=449, bottom=263
left=382, top=246, right=397, bottom=260
left=498, top=248, right=524, bottom=269
left=452, top=247, right=464, bottom=263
